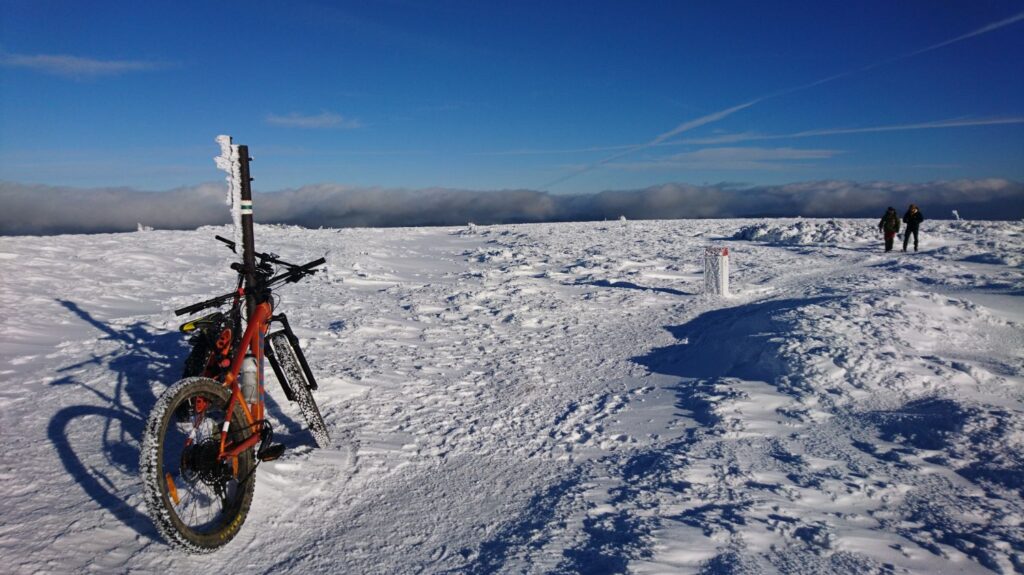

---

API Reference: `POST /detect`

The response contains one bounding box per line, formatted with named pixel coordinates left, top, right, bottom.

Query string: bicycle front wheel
left=292, top=376, right=331, bottom=449
left=267, top=332, right=331, bottom=448
left=140, top=377, right=256, bottom=552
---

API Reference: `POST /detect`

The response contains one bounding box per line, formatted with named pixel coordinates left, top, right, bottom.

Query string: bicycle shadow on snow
left=47, top=299, right=180, bottom=539
left=47, top=299, right=309, bottom=541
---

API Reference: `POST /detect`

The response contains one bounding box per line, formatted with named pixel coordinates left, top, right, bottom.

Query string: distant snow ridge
left=733, top=219, right=866, bottom=245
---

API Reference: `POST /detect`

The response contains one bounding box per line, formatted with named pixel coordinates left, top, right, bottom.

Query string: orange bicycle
left=140, top=234, right=328, bottom=552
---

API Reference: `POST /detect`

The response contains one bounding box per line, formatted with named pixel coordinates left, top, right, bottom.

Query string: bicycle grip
left=214, top=235, right=237, bottom=251
left=272, top=257, right=326, bottom=285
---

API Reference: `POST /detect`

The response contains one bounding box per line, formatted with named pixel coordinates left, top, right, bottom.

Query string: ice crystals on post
left=214, top=135, right=243, bottom=260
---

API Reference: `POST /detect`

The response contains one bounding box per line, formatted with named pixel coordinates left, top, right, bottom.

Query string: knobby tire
left=140, top=377, right=255, bottom=552
left=292, top=379, right=331, bottom=449
left=269, top=334, right=331, bottom=448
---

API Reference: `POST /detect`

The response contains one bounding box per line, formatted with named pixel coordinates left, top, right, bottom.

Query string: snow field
left=0, top=217, right=1022, bottom=573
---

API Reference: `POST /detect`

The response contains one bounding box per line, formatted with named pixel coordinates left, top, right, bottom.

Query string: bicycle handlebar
left=214, top=235, right=303, bottom=270
left=174, top=256, right=326, bottom=316
left=271, top=257, right=326, bottom=286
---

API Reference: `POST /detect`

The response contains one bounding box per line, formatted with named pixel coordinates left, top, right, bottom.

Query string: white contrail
left=542, top=10, right=1024, bottom=189
left=900, top=10, right=1024, bottom=60
left=541, top=99, right=759, bottom=188
left=646, top=99, right=764, bottom=148
left=683, top=117, right=1024, bottom=145
left=783, top=11, right=1024, bottom=90
left=494, top=116, right=1024, bottom=155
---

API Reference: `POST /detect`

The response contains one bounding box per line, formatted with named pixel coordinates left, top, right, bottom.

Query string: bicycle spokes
left=141, top=379, right=255, bottom=552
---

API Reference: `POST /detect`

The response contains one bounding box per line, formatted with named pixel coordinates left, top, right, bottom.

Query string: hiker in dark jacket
left=878, top=206, right=900, bottom=252
left=902, top=204, right=924, bottom=252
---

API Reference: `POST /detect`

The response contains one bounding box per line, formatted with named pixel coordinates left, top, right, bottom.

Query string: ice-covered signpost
left=214, top=135, right=257, bottom=316
left=704, top=246, right=729, bottom=296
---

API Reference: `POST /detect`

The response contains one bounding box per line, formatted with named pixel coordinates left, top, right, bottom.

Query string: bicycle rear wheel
left=140, top=377, right=255, bottom=552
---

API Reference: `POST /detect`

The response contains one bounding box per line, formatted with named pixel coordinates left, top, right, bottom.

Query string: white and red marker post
left=704, top=246, right=730, bottom=296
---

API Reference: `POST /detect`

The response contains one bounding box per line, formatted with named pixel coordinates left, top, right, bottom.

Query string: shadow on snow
left=635, top=297, right=835, bottom=382
left=47, top=299, right=181, bottom=539
left=458, top=297, right=838, bottom=574
left=575, top=279, right=696, bottom=297
left=572, top=297, right=837, bottom=574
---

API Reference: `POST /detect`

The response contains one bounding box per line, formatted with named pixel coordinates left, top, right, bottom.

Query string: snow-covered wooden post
left=215, top=135, right=257, bottom=316
left=237, top=145, right=258, bottom=316
left=704, top=246, right=729, bottom=296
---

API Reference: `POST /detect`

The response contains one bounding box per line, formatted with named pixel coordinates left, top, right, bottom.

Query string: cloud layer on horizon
left=1, top=179, right=1021, bottom=236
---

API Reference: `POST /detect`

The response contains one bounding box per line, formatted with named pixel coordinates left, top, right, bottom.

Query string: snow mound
left=957, top=234, right=1024, bottom=268
left=963, top=251, right=1024, bottom=268
left=733, top=219, right=867, bottom=245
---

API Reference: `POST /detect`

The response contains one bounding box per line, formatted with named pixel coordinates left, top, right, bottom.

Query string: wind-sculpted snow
left=0, top=218, right=1022, bottom=573
left=733, top=219, right=869, bottom=245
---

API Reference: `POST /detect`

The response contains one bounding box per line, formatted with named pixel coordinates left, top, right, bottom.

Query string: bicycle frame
left=217, top=299, right=273, bottom=461
left=175, top=251, right=327, bottom=465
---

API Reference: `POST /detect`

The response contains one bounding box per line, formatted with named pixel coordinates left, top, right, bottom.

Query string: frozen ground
left=0, top=217, right=1022, bottom=574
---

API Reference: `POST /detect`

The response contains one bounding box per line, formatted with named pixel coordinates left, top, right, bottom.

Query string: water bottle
left=241, top=354, right=258, bottom=403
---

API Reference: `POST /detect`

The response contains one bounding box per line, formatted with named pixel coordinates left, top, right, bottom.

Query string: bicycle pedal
left=257, top=444, right=286, bottom=462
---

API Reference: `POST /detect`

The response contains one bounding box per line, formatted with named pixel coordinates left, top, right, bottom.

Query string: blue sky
left=1, top=1, right=1022, bottom=193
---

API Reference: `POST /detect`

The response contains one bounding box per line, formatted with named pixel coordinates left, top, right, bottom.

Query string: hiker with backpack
left=878, top=206, right=900, bottom=252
